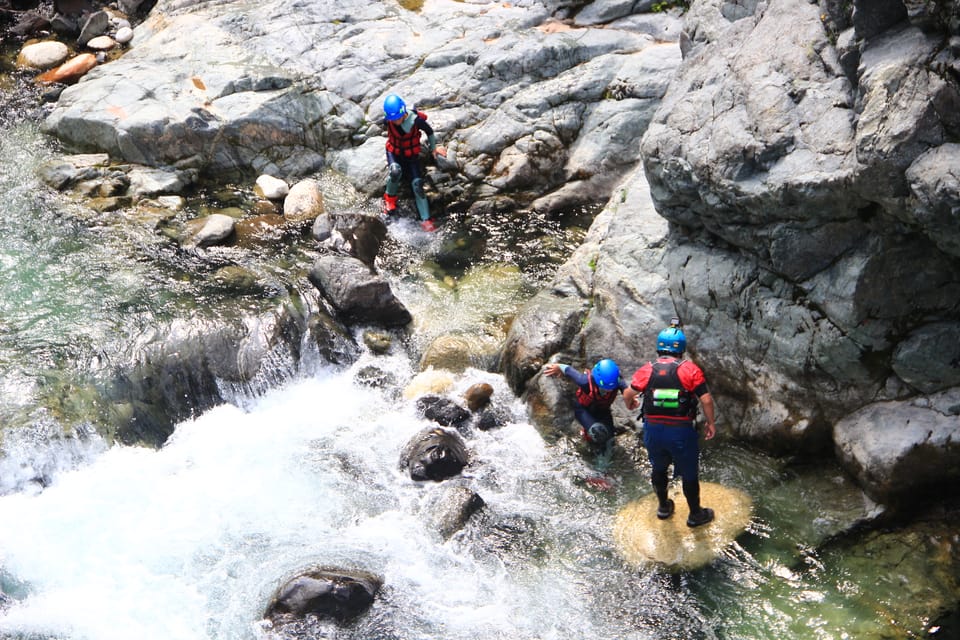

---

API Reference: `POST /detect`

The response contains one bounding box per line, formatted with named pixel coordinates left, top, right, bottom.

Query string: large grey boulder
left=834, top=388, right=960, bottom=506
left=634, top=0, right=960, bottom=445
left=308, top=255, right=412, bottom=328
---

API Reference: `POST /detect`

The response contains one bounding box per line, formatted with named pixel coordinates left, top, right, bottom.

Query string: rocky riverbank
left=5, top=0, right=960, bottom=524
left=2, top=0, right=960, bottom=635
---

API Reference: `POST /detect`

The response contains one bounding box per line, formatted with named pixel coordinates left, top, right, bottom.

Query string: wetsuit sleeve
left=562, top=367, right=590, bottom=387
left=417, top=116, right=436, bottom=151
left=629, top=362, right=653, bottom=391
left=678, top=361, right=710, bottom=397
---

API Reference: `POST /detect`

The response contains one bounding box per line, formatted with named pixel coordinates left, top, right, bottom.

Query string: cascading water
left=0, top=83, right=956, bottom=640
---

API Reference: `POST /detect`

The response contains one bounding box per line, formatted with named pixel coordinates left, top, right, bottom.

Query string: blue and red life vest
left=642, top=360, right=697, bottom=424
left=386, top=110, right=428, bottom=157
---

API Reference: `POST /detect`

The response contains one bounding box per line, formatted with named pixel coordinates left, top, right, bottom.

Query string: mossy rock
left=613, top=482, right=752, bottom=571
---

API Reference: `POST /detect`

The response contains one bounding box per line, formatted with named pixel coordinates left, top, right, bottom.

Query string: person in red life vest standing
left=382, top=93, right=446, bottom=232
left=543, top=358, right=627, bottom=452
left=622, top=318, right=718, bottom=527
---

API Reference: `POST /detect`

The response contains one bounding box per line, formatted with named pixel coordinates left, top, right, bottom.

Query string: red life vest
left=576, top=372, right=617, bottom=410
left=386, top=110, right=428, bottom=157
left=642, top=360, right=698, bottom=424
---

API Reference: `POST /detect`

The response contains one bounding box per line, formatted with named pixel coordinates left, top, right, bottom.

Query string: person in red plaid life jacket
left=382, top=93, right=446, bottom=232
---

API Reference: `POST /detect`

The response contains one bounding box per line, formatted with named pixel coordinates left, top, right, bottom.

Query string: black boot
left=656, top=499, right=675, bottom=520
left=686, top=507, right=715, bottom=528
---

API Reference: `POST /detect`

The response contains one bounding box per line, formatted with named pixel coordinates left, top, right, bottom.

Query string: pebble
left=115, top=26, right=134, bottom=44
left=86, top=35, right=117, bottom=51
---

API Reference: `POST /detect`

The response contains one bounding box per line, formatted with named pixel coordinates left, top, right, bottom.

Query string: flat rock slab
left=613, top=482, right=752, bottom=571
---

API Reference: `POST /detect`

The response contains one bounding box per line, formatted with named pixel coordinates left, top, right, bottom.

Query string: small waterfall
left=0, top=361, right=654, bottom=640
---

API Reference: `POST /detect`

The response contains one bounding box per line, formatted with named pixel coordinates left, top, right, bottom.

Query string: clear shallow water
left=0, top=95, right=954, bottom=640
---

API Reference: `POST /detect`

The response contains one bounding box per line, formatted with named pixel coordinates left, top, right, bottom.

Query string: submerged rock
left=818, top=509, right=960, bottom=638
left=424, top=484, right=485, bottom=539
left=613, top=482, right=753, bottom=571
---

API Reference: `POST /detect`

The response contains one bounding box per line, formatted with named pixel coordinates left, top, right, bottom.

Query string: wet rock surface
left=264, top=567, right=382, bottom=623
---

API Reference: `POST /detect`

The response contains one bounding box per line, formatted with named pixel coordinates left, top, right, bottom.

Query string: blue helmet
left=592, top=358, right=620, bottom=391
left=656, top=326, right=686, bottom=355
left=383, top=94, right=407, bottom=120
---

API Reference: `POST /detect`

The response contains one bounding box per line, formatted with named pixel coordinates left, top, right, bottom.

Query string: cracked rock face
left=503, top=0, right=960, bottom=509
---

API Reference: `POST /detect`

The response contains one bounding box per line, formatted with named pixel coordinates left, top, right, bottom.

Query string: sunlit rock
left=308, top=255, right=411, bottom=327
left=182, top=214, right=236, bottom=249
left=77, top=10, right=109, bottom=47
left=403, top=367, right=454, bottom=399
left=420, top=334, right=474, bottom=373
left=255, top=174, right=289, bottom=200
left=834, top=388, right=960, bottom=507
left=613, top=482, right=752, bottom=571
left=283, top=178, right=324, bottom=224
left=86, top=35, right=116, bottom=51
left=424, top=484, right=485, bottom=539
left=127, top=166, right=197, bottom=198
left=17, top=41, right=69, bottom=70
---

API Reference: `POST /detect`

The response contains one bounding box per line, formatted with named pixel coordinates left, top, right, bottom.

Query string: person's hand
left=433, top=146, right=447, bottom=158
left=622, top=387, right=639, bottom=410
left=543, top=363, right=562, bottom=378
left=703, top=421, right=716, bottom=440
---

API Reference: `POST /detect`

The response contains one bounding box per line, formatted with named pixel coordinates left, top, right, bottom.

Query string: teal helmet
left=656, top=326, right=686, bottom=355
left=383, top=94, right=407, bottom=120
left=592, top=358, right=620, bottom=391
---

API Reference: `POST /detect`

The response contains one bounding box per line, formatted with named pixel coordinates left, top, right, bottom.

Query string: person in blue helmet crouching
left=623, top=318, right=717, bottom=527
left=543, top=358, right=627, bottom=451
left=381, top=93, right=446, bottom=232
